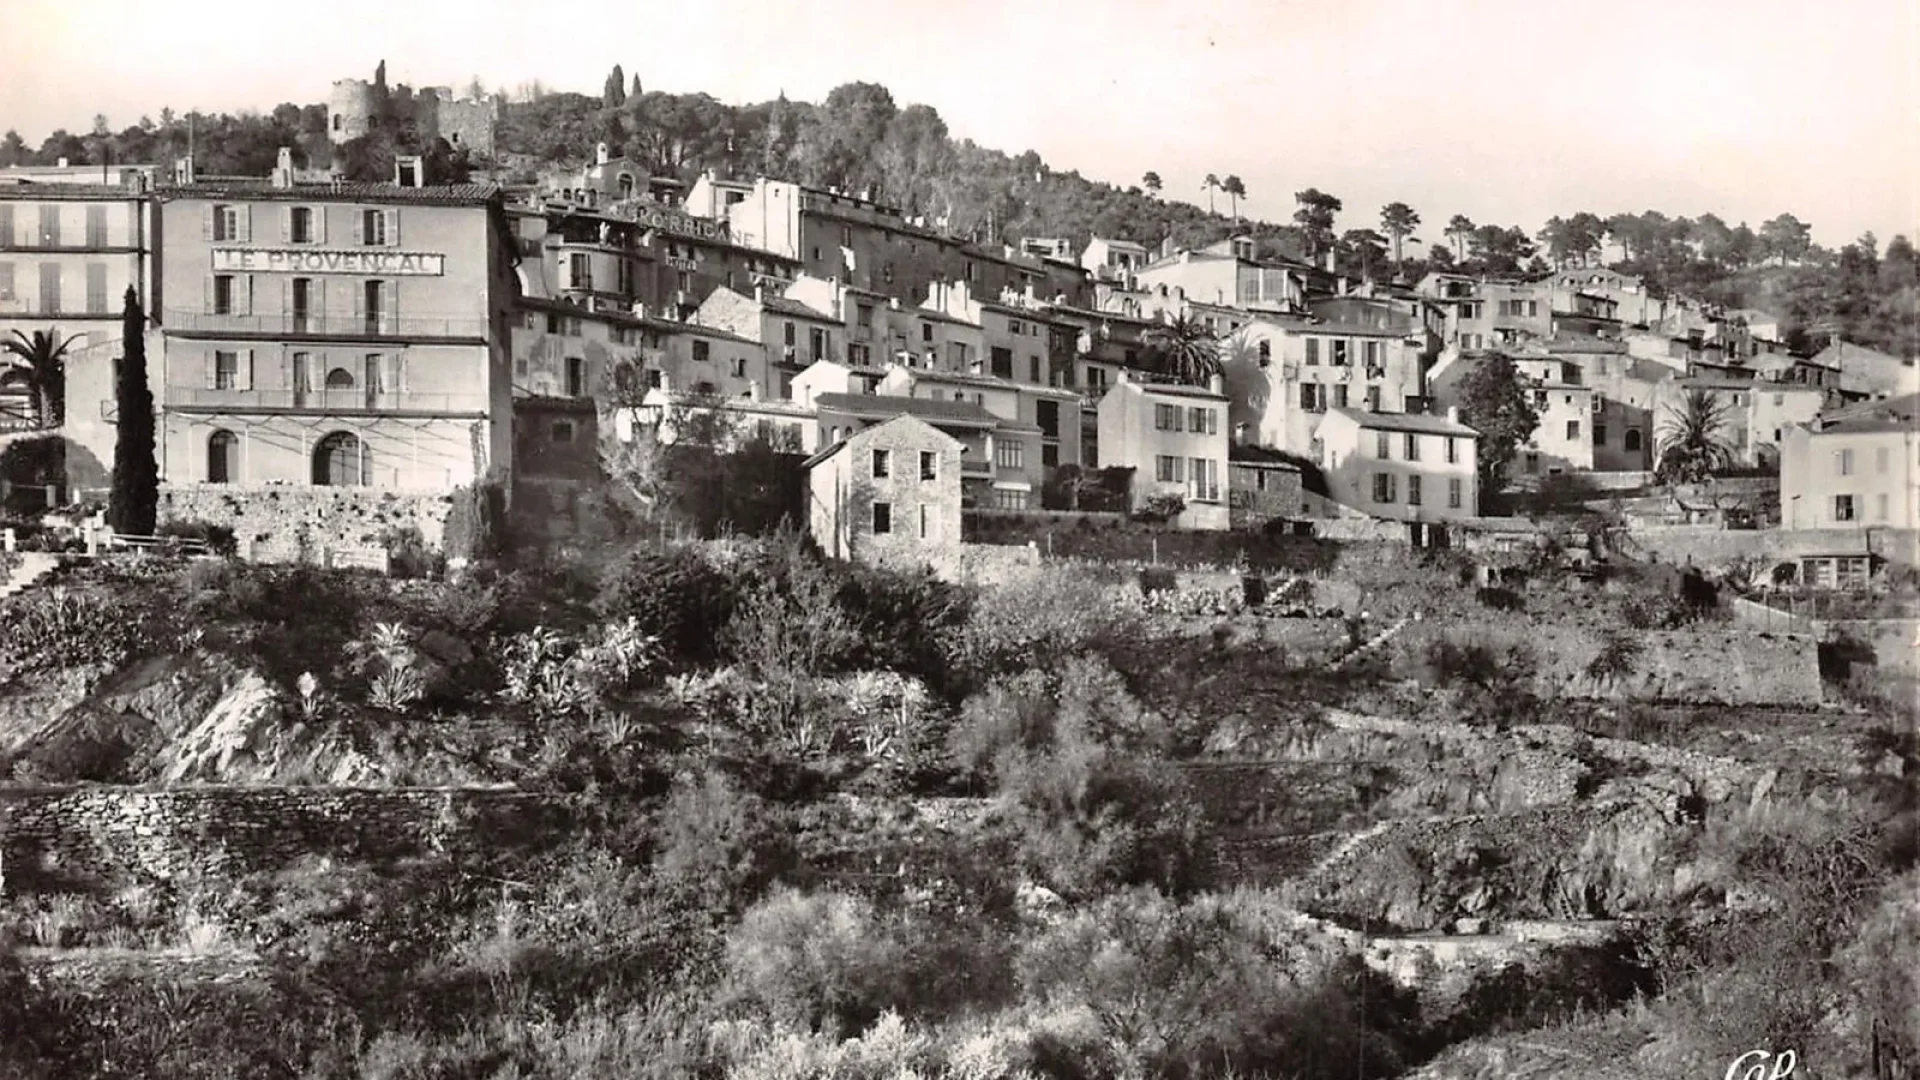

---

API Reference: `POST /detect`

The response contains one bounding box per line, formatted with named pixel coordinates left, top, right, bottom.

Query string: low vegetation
left=0, top=527, right=1913, bottom=1079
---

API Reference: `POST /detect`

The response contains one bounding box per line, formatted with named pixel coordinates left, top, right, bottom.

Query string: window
left=551, top=420, right=575, bottom=444
left=1595, top=422, right=1607, bottom=445
left=1042, top=443, right=1059, bottom=466
left=921, top=323, right=933, bottom=343
left=992, top=488, right=1028, bottom=510
left=213, top=350, right=239, bottom=390
left=810, top=327, right=827, bottom=361
left=1376, top=432, right=1392, bottom=459
left=290, top=206, right=315, bottom=244
left=1566, top=419, right=1580, bottom=440
left=1300, top=383, right=1325, bottom=412
left=546, top=313, right=562, bottom=334
left=730, top=356, right=750, bottom=378
left=85, top=262, right=106, bottom=314
left=1365, top=386, right=1381, bottom=411
left=210, top=204, right=243, bottom=243
left=85, top=205, right=106, bottom=247
left=856, top=304, right=873, bottom=331
left=1876, top=446, right=1890, bottom=474
left=212, top=274, right=235, bottom=314
left=872, top=449, right=890, bottom=479
left=990, top=346, right=1013, bottom=378
left=290, top=277, right=314, bottom=330
left=1372, top=473, right=1396, bottom=504
left=1334, top=384, right=1349, bottom=408
left=1188, top=407, right=1216, bottom=434
left=1834, top=494, right=1856, bottom=522
left=568, top=253, right=592, bottom=290
left=1525, top=451, right=1540, bottom=473
left=361, top=208, right=388, bottom=246
left=1876, top=493, right=1889, bottom=522
left=1029, top=356, right=1041, bottom=382
left=693, top=340, right=711, bottom=364
left=1404, top=433, right=1420, bottom=461
left=325, top=366, right=356, bottom=389
left=1331, top=340, right=1350, bottom=366
left=1836, top=449, right=1854, bottom=476
left=871, top=501, right=892, bottom=534
left=1304, top=338, right=1320, bottom=365
left=1624, top=428, right=1643, bottom=452
left=995, top=440, right=1024, bottom=470
left=1155, top=455, right=1184, bottom=482
left=1407, top=475, right=1423, bottom=506
left=1362, top=340, right=1381, bottom=368
left=920, top=451, right=937, bottom=481
left=1257, top=340, right=1271, bottom=367
left=565, top=356, right=586, bottom=396
left=1448, top=477, right=1463, bottom=509
left=362, top=279, right=384, bottom=333
left=206, top=429, right=238, bottom=484
left=1154, top=403, right=1183, bottom=431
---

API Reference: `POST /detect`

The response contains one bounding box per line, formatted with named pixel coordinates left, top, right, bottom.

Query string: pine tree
left=631, top=73, right=643, bottom=99
left=107, top=288, right=157, bottom=536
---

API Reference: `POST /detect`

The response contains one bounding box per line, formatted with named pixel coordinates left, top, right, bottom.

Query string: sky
left=4, top=0, right=1916, bottom=248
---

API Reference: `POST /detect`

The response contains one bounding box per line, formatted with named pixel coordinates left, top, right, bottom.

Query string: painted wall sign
left=614, top=201, right=729, bottom=242
left=664, top=255, right=699, bottom=272
left=210, top=247, right=447, bottom=276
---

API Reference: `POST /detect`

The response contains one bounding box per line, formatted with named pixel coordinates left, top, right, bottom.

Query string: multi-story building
left=1542, top=336, right=1663, bottom=472
left=1081, top=236, right=1153, bottom=284
left=0, top=166, right=158, bottom=470
left=1132, top=236, right=1307, bottom=316
left=875, top=365, right=1082, bottom=485
left=1545, top=267, right=1664, bottom=327
left=1812, top=340, right=1920, bottom=400
left=782, top=273, right=928, bottom=370
left=1095, top=371, right=1230, bottom=530
left=805, top=414, right=963, bottom=560
left=921, top=278, right=1079, bottom=387
left=1314, top=407, right=1480, bottom=524
left=1222, top=310, right=1429, bottom=457
left=1417, top=273, right=1553, bottom=352
left=716, top=178, right=1084, bottom=309
left=1779, top=394, right=1918, bottom=531
left=154, top=164, right=514, bottom=492
left=809, top=391, right=1029, bottom=510
left=1747, top=383, right=1830, bottom=468
left=692, top=284, right=840, bottom=399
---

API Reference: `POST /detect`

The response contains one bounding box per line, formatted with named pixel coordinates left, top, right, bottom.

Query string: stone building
left=326, top=77, right=502, bottom=157
left=805, top=413, right=963, bottom=561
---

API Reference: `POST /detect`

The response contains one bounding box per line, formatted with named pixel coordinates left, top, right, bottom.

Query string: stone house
left=804, top=414, right=963, bottom=561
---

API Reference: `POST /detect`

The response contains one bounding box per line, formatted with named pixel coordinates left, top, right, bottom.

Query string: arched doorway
left=207, top=428, right=238, bottom=484
left=312, top=431, right=368, bottom=486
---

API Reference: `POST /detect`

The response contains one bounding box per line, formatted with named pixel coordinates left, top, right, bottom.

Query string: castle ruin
left=327, top=73, right=503, bottom=157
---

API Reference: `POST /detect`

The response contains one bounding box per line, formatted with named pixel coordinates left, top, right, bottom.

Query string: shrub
left=1585, top=628, right=1644, bottom=685
left=1475, top=586, right=1523, bottom=612
left=835, top=559, right=971, bottom=687
left=595, top=545, right=741, bottom=666
left=381, top=524, right=443, bottom=579
left=940, top=566, right=1135, bottom=689
left=722, top=889, right=906, bottom=1038
left=155, top=518, right=238, bottom=556
left=652, top=770, right=797, bottom=915
left=442, top=470, right=507, bottom=565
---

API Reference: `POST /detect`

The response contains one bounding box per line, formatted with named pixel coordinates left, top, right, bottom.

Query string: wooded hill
left=6, top=69, right=1914, bottom=356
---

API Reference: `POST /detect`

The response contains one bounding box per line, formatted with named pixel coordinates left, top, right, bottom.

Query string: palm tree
left=2, top=328, right=78, bottom=428
left=1202, top=174, right=1220, bottom=215
left=1146, top=314, right=1222, bottom=387
left=1380, top=202, right=1421, bottom=269
left=1221, top=175, right=1246, bottom=220
left=1446, top=214, right=1475, bottom=262
left=1655, top=389, right=1737, bottom=485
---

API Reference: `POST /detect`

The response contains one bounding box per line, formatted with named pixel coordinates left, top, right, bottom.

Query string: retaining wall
left=0, top=785, right=574, bottom=893
left=1625, top=526, right=1920, bottom=570
left=160, top=486, right=456, bottom=556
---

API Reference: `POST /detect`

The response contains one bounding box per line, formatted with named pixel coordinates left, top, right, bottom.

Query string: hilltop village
left=0, top=67, right=1915, bottom=1080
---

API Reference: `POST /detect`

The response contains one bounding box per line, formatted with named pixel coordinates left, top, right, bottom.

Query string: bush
left=652, top=770, right=797, bottom=915
left=442, top=470, right=507, bottom=565
left=381, top=524, right=443, bottom=579
left=596, top=545, right=741, bottom=666
left=155, top=518, right=238, bottom=556
left=1475, top=586, right=1523, bottom=612
left=940, top=565, right=1135, bottom=689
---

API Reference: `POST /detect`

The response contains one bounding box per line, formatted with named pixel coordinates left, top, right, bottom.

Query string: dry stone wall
left=1391, top=621, right=1824, bottom=706
left=0, top=785, right=573, bottom=893
left=160, top=486, right=456, bottom=556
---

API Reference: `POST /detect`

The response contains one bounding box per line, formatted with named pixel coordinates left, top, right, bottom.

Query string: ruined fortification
left=326, top=76, right=502, bottom=156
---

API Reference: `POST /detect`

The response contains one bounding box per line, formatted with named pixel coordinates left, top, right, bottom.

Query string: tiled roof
left=1813, top=393, right=1920, bottom=435
left=1328, top=407, right=1478, bottom=437
left=906, top=368, right=1081, bottom=398
left=1126, top=379, right=1227, bottom=401
left=1229, top=445, right=1302, bottom=468
left=813, top=392, right=1003, bottom=428
left=0, top=182, right=150, bottom=201
left=755, top=293, right=837, bottom=322
left=914, top=306, right=979, bottom=327
left=800, top=438, right=849, bottom=470
left=156, top=181, right=502, bottom=205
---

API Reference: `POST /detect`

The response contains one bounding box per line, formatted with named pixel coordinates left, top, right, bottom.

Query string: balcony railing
left=163, top=309, right=491, bottom=339
left=165, top=387, right=490, bottom=413
left=960, top=458, right=992, bottom=478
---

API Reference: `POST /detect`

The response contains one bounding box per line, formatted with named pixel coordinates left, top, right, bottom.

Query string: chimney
left=748, top=380, right=762, bottom=402
left=1208, top=373, right=1224, bottom=395
left=394, top=155, right=424, bottom=188
left=1234, top=422, right=1250, bottom=446
left=271, top=147, right=295, bottom=189
left=1446, top=406, right=1460, bottom=425
left=1324, top=249, right=1336, bottom=273
left=596, top=142, right=610, bottom=166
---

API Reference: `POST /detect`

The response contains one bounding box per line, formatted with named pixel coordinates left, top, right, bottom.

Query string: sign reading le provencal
left=210, top=247, right=447, bottom=276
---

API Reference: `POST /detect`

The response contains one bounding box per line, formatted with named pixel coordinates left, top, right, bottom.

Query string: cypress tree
left=107, top=287, right=157, bottom=536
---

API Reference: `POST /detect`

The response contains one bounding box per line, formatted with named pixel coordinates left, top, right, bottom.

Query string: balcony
left=960, top=458, right=992, bottom=478
left=166, top=387, right=490, bottom=415
left=162, top=309, right=490, bottom=341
